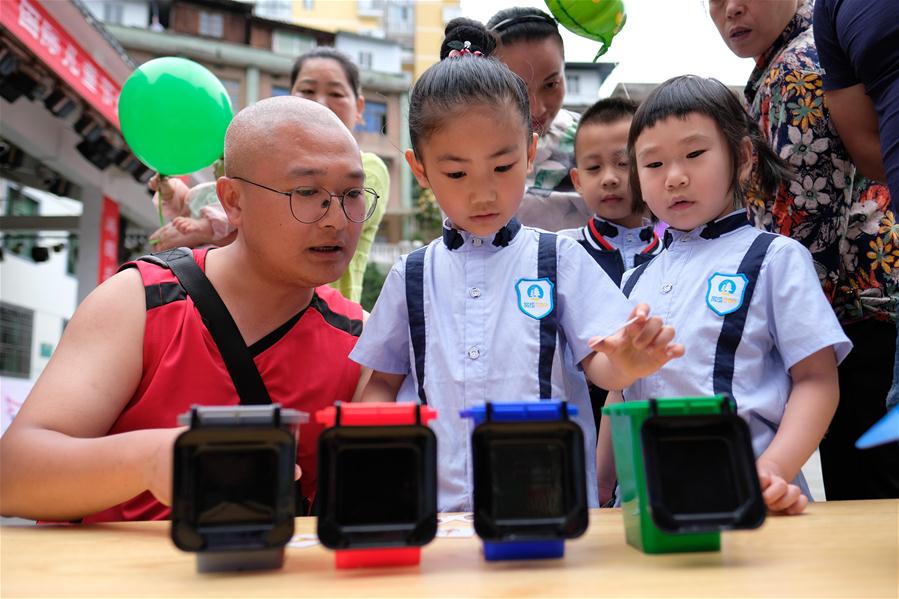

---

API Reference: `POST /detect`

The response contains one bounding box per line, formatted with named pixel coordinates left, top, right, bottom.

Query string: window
left=102, top=2, right=125, bottom=25
left=303, top=0, right=314, bottom=10
left=198, top=11, right=224, bottom=38
left=358, top=100, right=387, bottom=134
left=567, top=74, right=580, bottom=95
left=220, top=78, right=242, bottom=110
left=385, top=3, right=412, bottom=32
left=255, top=0, right=291, bottom=21
left=358, top=51, right=373, bottom=70
left=0, top=303, right=33, bottom=378
left=272, top=30, right=314, bottom=56
left=271, top=85, right=291, bottom=97
left=358, top=0, right=381, bottom=16
left=4, top=186, right=38, bottom=261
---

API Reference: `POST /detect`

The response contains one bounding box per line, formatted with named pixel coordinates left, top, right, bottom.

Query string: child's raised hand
left=149, top=174, right=191, bottom=220
left=588, top=303, right=684, bottom=381
left=757, top=461, right=809, bottom=515
left=171, top=216, right=211, bottom=236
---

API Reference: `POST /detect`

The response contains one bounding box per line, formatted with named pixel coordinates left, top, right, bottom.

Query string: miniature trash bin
left=171, top=404, right=309, bottom=572
left=315, top=402, right=439, bottom=569
left=604, top=395, right=765, bottom=554
left=461, top=400, right=589, bottom=561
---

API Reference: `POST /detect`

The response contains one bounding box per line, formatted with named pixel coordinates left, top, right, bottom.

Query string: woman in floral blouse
left=710, top=0, right=899, bottom=500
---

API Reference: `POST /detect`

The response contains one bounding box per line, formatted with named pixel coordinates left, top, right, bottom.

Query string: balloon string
left=148, top=173, right=167, bottom=246
left=157, top=173, right=167, bottom=228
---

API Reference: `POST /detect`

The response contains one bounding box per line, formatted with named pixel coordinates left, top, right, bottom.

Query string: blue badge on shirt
left=515, top=278, right=555, bottom=320
left=706, top=273, right=749, bottom=316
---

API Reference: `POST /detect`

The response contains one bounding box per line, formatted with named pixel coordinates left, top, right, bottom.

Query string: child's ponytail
left=439, top=18, right=496, bottom=60
left=408, top=19, right=530, bottom=157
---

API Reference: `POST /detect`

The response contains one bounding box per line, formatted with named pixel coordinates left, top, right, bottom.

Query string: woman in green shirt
left=290, top=48, right=389, bottom=302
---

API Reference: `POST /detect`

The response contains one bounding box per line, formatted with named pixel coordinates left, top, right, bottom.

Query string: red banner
left=97, top=196, right=120, bottom=285
left=0, top=0, right=121, bottom=127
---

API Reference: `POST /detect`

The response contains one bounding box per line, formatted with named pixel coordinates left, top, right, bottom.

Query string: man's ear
left=405, top=149, right=431, bottom=188
left=217, top=177, right=242, bottom=227
left=570, top=167, right=582, bottom=195
left=526, top=132, right=538, bottom=174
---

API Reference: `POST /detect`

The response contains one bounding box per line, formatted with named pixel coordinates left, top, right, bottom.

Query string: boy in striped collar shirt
left=559, top=97, right=662, bottom=287
left=559, top=98, right=663, bottom=431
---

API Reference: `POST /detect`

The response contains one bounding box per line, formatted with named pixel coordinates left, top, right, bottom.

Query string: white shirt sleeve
left=557, top=237, right=635, bottom=364
left=349, top=257, right=411, bottom=375
left=764, top=239, right=853, bottom=369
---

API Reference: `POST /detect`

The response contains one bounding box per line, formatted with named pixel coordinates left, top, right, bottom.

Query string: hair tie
left=447, top=40, right=483, bottom=58
left=488, top=13, right=557, bottom=33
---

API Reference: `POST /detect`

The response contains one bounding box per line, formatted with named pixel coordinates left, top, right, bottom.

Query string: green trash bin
left=604, top=395, right=765, bottom=554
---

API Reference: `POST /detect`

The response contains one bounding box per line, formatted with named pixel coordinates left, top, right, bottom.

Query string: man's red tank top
left=82, top=249, right=362, bottom=523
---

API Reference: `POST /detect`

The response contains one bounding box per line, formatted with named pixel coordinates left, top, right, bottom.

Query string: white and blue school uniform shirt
left=559, top=216, right=662, bottom=286
left=351, top=218, right=633, bottom=512
left=621, top=210, right=852, bottom=495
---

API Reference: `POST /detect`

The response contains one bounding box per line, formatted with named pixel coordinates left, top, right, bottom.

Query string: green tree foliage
left=360, top=262, right=388, bottom=313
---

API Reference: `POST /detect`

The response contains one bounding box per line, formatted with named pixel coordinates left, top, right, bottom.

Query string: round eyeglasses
left=231, top=176, right=379, bottom=224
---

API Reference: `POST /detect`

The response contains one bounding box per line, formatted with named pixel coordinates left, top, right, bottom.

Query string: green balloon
left=545, top=0, right=627, bottom=60
left=118, top=57, right=233, bottom=176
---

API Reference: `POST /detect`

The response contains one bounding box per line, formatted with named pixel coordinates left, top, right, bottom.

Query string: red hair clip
left=447, top=40, right=483, bottom=58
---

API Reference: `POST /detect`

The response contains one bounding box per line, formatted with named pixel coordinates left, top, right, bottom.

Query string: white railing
left=369, top=240, right=424, bottom=267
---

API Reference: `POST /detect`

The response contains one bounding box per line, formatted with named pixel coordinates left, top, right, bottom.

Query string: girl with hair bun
left=350, top=18, right=683, bottom=512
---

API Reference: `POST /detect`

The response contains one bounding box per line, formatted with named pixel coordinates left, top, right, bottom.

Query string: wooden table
left=2, top=500, right=896, bottom=597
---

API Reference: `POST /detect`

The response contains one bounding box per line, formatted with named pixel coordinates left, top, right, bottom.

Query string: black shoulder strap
left=144, top=248, right=272, bottom=406
left=712, top=233, right=777, bottom=399
left=405, top=246, right=428, bottom=405
left=537, top=232, right=558, bottom=400
left=622, top=260, right=652, bottom=298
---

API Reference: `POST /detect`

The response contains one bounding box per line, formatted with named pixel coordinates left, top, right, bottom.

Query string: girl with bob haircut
left=597, top=75, right=852, bottom=515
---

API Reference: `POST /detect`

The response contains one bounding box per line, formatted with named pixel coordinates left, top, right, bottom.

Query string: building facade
left=288, top=0, right=460, bottom=79
left=90, top=0, right=413, bottom=242
left=1, top=0, right=165, bottom=423
left=563, top=61, right=618, bottom=114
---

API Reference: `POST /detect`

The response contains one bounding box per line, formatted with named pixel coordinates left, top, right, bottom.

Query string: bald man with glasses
left=0, top=97, right=374, bottom=523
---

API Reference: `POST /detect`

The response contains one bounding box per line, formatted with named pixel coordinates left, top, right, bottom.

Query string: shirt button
left=468, top=346, right=480, bottom=360
left=472, top=238, right=483, bottom=247
left=661, top=282, right=673, bottom=294
left=469, top=287, right=481, bottom=298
